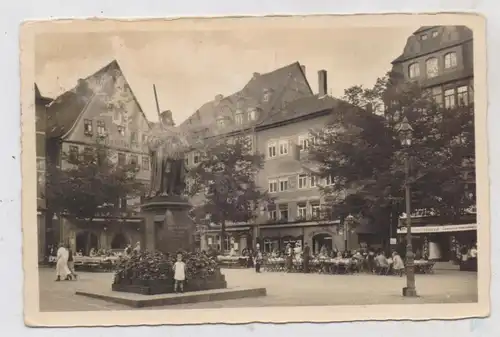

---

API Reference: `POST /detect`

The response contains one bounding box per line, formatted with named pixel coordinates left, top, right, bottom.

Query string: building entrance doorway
left=111, top=233, right=128, bottom=249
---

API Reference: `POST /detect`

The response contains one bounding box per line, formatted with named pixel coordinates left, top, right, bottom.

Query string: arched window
left=444, top=52, right=457, bottom=69
left=425, top=57, right=439, bottom=78
left=408, top=63, right=420, bottom=79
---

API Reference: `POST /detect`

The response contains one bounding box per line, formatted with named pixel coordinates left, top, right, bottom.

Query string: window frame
left=142, top=156, right=150, bottom=170
left=234, top=113, right=244, bottom=125
left=444, top=52, right=458, bottom=69
left=268, top=179, right=278, bottom=193
left=408, top=62, right=420, bottom=79
left=298, top=134, right=310, bottom=151
left=457, top=85, right=469, bottom=106
left=267, top=140, right=277, bottom=158
left=298, top=174, right=308, bottom=189
left=297, top=204, right=307, bottom=219
left=83, top=119, right=93, bottom=136
left=279, top=178, right=289, bottom=192
left=279, top=140, right=289, bottom=156
left=96, top=120, right=106, bottom=137
left=444, top=88, right=456, bottom=109
left=425, top=57, right=439, bottom=78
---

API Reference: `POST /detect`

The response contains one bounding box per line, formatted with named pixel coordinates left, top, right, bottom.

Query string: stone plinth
left=141, top=195, right=194, bottom=253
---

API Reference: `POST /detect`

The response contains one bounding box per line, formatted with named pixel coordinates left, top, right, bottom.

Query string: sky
left=35, top=25, right=419, bottom=124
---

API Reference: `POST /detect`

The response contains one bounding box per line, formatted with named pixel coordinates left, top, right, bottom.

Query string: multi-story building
left=35, top=84, right=53, bottom=262
left=253, top=70, right=366, bottom=254
left=180, top=62, right=316, bottom=252
left=391, top=26, right=476, bottom=262
left=189, top=64, right=371, bottom=254
left=45, top=60, right=151, bottom=255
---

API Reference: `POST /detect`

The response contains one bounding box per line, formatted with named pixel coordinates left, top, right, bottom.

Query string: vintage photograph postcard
left=21, top=13, right=489, bottom=326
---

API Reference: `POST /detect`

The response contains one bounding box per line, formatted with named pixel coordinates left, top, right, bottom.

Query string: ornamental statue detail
left=146, top=110, right=190, bottom=198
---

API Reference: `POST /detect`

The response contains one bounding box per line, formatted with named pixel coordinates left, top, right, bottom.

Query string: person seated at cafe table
left=392, top=251, right=405, bottom=276
left=375, top=251, right=390, bottom=274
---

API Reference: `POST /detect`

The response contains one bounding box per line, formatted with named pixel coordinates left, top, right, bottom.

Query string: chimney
left=300, top=65, right=306, bottom=76
left=318, top=70, right=327, bottom=96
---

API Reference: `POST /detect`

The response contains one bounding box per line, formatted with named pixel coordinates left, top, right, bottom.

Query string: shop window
left=457, top=86, right=469, bottom=106
left=444, top=89, right=456, bottom=109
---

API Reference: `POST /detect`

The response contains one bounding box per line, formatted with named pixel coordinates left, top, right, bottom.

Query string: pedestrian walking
left=173, top=253, right=186, bottom=293
left=66, top=244, right=77, bottom=280
left=303, top=243, right=311, bottom=273
left=55, top=243, right=71, bottom=281
left=254, top=245, right=263, bottom=273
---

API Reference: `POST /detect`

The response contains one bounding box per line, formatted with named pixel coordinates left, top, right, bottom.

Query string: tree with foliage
left=46, top=142, right=146, bottom=237
left=187, top=135, right=271, bottom=252
left=308, top=71, right=475, bottom=241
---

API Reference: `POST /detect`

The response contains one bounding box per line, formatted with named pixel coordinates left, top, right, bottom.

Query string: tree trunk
left=220, top=220, right=226, bottom=253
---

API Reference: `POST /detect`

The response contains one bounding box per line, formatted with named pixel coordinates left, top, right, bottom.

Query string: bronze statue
left=147, top=110, right=190, bottom=197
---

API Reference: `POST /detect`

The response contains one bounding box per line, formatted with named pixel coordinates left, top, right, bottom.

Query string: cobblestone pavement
left=39, top=267, right=478, bottom=312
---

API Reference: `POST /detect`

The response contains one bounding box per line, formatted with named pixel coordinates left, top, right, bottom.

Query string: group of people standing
left=54, top=243, right=77, bottom=281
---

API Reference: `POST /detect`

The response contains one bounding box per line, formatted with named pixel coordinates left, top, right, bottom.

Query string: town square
left=31, top=20, right=480, bottom=315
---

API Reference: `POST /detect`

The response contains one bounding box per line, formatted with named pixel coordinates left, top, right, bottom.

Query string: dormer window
left=432, top=31, right=439, bottom=38
left=248, top=108, right=257, bottom=121
left=420, top=34, right=428, bottom=41
left=262, top=89, right=273, bottom=103
left=234, top=112, right=244, bottom=125
left=217, top=118, right=225, bottom=128
left=97, top=120, right=106, bottom=137
left=118, top=125, right=126, bottom=136
left=84, top=119, right=93, bottom=136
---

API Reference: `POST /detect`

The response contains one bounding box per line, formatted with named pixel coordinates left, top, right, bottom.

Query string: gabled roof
left=258, top=94, right=340, bottom=128
left=179, top=61, right=313, bottom=132
left=34, top=83, right=53, bottom=104
left=413, top=26, right=436, bottom=34
left=46, top=60, right=148, bottom=139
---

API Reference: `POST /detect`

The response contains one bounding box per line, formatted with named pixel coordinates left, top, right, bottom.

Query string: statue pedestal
left=141, top=195, right=194, bottom=253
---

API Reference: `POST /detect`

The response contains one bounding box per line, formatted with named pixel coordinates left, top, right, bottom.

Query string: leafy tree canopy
left=187, top=134, right=271, bottom=239
left=46, top=142, right=146, bottom=221
left=308, top=72, right=475, bottom=226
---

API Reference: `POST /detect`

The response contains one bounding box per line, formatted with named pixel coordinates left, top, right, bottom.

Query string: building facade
left=191, top=65, right=370, bottom=254
left=45, top=60, right=151, bottom=256
left=35, top=84, right=53, bottom=262
left=391, top=26, right=476, bottom=262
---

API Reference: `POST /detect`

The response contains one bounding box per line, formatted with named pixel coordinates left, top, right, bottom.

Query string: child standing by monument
left=173, top=253, right=186, bottom=293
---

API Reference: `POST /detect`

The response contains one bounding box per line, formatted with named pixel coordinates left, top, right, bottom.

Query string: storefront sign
left=397, top=223, right=476, bottom=234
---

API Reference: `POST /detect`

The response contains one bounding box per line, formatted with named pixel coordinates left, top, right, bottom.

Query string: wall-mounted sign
left=397, top=223, right=476, bottom=234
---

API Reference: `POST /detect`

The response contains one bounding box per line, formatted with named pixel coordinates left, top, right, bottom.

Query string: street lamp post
left=397, top=116, right=417, bottom=297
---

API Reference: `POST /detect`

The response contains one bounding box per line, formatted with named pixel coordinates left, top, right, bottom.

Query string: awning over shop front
left=206, top=226, right=251, bottom=233
left=397, top=223, right=477, bottom=234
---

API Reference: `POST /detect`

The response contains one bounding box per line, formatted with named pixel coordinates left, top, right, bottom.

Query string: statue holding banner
left=146, top=110, right=190, bottom=198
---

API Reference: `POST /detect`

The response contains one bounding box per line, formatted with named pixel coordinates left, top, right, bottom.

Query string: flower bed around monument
left=112, top=251, right=227, bottom=295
